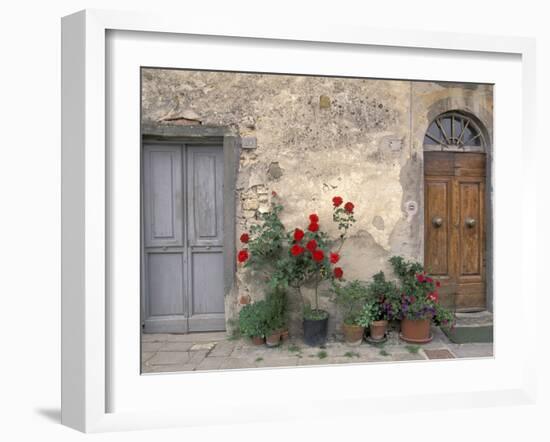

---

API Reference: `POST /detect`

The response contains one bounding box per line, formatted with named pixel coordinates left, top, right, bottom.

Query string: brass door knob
left=465, top=217, right=476, bottom=228
left=432, top=216, right=443, bottom=228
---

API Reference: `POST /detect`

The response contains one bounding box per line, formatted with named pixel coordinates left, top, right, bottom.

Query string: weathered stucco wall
left=141, top=69, right=493, bottom=336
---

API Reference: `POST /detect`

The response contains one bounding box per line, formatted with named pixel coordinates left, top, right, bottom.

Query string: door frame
left=140, top=124, right=239, bottom=332
left=423, top=153, right=487, bottom=311
left=421, top=111, right=493, bottom=312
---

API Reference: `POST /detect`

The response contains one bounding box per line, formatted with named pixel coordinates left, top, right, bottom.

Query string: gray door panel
left=190, top=250, right=225, bottom=315
left=143, top=316, right=189, bottom=334
left=143, top=146, right=183, bottom=247
left=186, top=145, right=225, bottom=331
left=147, top=253, right=185, bottom=316
left=187, top=147, right=224, bottom=246
left=142, top=142, right=225, bottom=334
left=142, top=144, right=187, bottom=333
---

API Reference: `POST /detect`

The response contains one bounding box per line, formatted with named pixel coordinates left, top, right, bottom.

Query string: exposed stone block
left=319, top=95, right=331, bottom=109
left=242, top=198, right=259, bottom=211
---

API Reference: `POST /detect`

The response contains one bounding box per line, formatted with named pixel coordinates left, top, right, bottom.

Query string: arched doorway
left=423, top=111, right=487, bottom=312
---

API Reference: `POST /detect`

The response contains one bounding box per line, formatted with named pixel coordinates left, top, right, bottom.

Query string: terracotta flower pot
left=251, top=335, right=264, bottom=345
left=400, top=318, right=433, bottom=343
left=369, top=320, right=388, bottom=341
left=265, top=331, right=282, bottom=347
left=342, top=323, right=364, bottom=346
left=280, top=329, right=290, bottom=342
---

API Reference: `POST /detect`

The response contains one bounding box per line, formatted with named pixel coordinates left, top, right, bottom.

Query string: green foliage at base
left=317, top=350, right=328, bottom=359
left=303, top=305, right=328, bottom=321
left=389, top=256, right=455, bottom=328
left=330, top=280, right=369, bottom=325
left=264, top=287, right=288, bottom=334
left=344, top=351, right=360, bottom=358
left=238, top=287, right=289, bottom=338
left=238, top=300, right=269, bottom=338
left=288, top=344, right=301, bottom=353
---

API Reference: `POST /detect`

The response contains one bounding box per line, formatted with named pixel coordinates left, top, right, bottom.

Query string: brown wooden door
left=424, top=152, right=486, bottom=311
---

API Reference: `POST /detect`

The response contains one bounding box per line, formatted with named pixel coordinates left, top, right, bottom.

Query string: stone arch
left=423, top=96, right=493, bottom=149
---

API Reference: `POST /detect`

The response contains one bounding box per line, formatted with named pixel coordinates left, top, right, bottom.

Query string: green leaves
left=365, top=271, right=400, bottom=321
left=303, top=304, right=329, bottom=320
left=243, top=197, right=357, bottom=315
left=332, top=206, right=356, bottom=233
left=330, top=280, right=369, bottom=324
left=357, top=302, right=377, bottom=327
left=264, top=288, right=287, bottom=334
left=389, top=255, right=455, bottom=326
left=238, top=288, right=288, bottom=338
left=433, top=303, right=456, bottom=330
left=405, top=345, right=421, bottom=354
left=238, top=301, right=269, bottom=338
left=246, top=204, right=286, bottom=266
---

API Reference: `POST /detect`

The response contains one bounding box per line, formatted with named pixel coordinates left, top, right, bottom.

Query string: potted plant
left=389, top=256, right=455, bottom=343
left=330, top=280, right=369, bottom=345
left=264, top=288, right=288, bottom=347
left=237, top=196, right=357, bottom=347
left=238, top=300, right=268, bottom=345
left=363, top=271, right=400, bottom=341
left=237, top=204, right=288, bottom=345
left=274, top=197, right=356, bottom=346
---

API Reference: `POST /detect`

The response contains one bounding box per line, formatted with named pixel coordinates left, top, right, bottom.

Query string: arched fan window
left=424, top=111, right=484, bottom=150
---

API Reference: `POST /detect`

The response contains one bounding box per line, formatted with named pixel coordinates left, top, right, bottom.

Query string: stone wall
left=141, top=69, right=493, bottom=337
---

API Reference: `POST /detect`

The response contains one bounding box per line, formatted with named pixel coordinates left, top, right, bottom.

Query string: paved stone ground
left=141, top=326, right=493, bottom=374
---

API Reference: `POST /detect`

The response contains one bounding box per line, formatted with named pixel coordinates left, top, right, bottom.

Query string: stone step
left=443, top=310, right=493, bottom=343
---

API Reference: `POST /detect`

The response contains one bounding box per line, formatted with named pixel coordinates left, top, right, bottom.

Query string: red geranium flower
left=426, top=276, right=433, bottom=284
left=416, top=274, right=425, bottom=283
left=290, top=244, right=305, bottom=256
left=306, top=239, right=317, bottom=252
left=309, top=213, right=319, bottom=223
left=428, top=292, right=439, bottom=303
left=436, top=280, right=441, bottom=288
left=344, top=202, right=355, bottom=213
left=332, top=196, right=343, bottom=207
left=294, top=228, right=305, bottom=241
left=308, top=222, right=319, bottom=232
left=312, top=249, right=324, bottom=262
left=240, top=233, right=250, bottom=244
left=333, top=267, right=344, bottom=279
left=237, top=250, right=249, bottom=263
left=330, top=252, right=340, bottom=264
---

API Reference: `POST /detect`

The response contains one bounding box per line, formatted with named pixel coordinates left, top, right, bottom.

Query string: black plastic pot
left=303, top=312, right=329, bottom=347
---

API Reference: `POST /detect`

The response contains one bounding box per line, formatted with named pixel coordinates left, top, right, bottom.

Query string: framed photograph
left=61, top=9, right=537, bottom=433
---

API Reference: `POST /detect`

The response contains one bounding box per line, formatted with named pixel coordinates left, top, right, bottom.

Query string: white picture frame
left=61, top=9, right=538, bottom=433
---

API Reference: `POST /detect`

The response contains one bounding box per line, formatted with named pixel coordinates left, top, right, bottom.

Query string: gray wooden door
left=142, top=143, right=225, bottom=333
